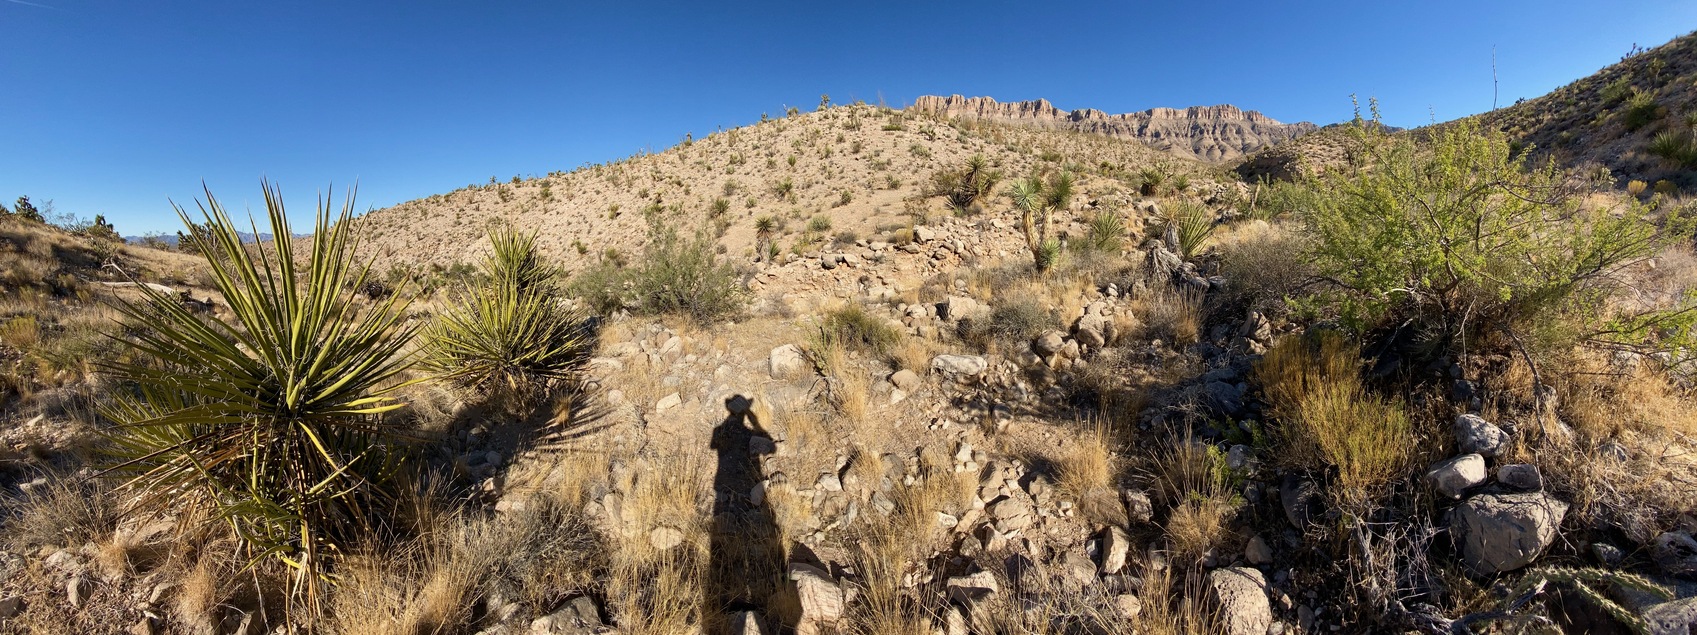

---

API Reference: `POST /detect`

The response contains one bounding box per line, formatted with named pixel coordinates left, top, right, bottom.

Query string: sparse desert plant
left=932, top=154, right=1003, bottom=211
left=819, top=304, right=902, bottom=357
left=624, top=226, right=747, bottom=323
left=1628, top=179, right=1649, bottom=197
left=1135, top=285, right=1203, bottom=345
left=807, top=214, right=833, bottom=232
left=1139, top=167, right=1167, bottom=196
left=423, top=228, right=591, bottom=401
left=1009, top=171, right=1076, bottom=271
left=1255, top=332, right=1411, bottom=510
left=1161, top=200, right=1215, bottom=258
left=1080, top=209, right=1125, bottom=253
left=101, top=183, right=418, bottom=600
left=1622, top=89, right=1661, bottom=131
left=1649, top=129, right=1697, bottom=167
left=709, top=197, right=730, bottom=217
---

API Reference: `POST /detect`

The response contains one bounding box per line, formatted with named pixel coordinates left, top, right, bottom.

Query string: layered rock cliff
left=910, top=95, right=1317, bottom=162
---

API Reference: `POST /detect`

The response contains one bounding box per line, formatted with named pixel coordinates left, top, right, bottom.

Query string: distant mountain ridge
left=909, top=94, right=1318, bottom=162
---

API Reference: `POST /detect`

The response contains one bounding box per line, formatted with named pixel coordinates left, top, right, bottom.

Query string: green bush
left=1622, top=89, right=1662, bottom=131
left=931, top=154, right=1003, bottom=211
left=1299, top=116, right=1691, bottom=353
left=572, top=226, right=746, bottom=324
left=820, top=304, right=902, bottom=356
left=1079, top=209, right=1125, bottom=253
left=423, top=229, right=590, bottom=399
left=1161, top=200, right=1215, bottom=259
left=103, top=183, right=417, bottom=590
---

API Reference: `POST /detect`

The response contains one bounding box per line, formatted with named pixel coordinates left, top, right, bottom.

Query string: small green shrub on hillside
left=819, top=304, right=902, bottom=357
left=103, top=183, right=417, bottom=593
left=1648, top=129, right=1697, bottom=167
left=1298, top=115, right=1691, bottom=354
left=571, top=226, right=746, bottom=324
left=423, top=229, right=590, bottom=399
left=931, top=154, right=1003, bottom=211
left=1079, top=209, right=1125, bottom=254
left=1622, top=89, right=1662, bottom=131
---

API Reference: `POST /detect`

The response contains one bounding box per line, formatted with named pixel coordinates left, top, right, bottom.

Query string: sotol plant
left=103, top=183, right=417, bottom=599
left=423, top=228, right=590, bottom=401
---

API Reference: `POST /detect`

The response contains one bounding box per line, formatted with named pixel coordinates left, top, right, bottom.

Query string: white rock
left=769, top=344, right=808, bottom=379
left=1206, top=567, right=1272, bottom=635
left=1425, top=454, right=1487, bottom=499
left=1451, top=492, right=1568, bottom=574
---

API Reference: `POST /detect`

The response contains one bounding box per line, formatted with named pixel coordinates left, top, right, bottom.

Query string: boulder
left=1100, top=526, right=1131, bottom=575
left=1451, top=492, right=1568, bottom=574
left=1206, top=567, right=1273, bottom=635
left=1425, top=454, right=1487, bottom=499
left=1245, top=535, right=1274, bottom=565
left=1123, top=489, right=1154, bottom=524
left=1280, top=476, right=1324, bottom=529
left=769, top=344, right=808, bottom=379
left=1074, top=313, right=1111, bottom=348
left=931, top=354, right=988, bottom=378
left=1455, top=414, right=1509, bottom=457
left=788, top=563, right=844, bottom=635
left=1652, top=531, right=1697, bottom=577
left=945, top=570, right=999, bottom=604
left=530, top=595, right=607, bottom=634
left=939, top=296, right=988, bottom=322
left=889, top=369, right=922, bottom=392
left=648, top=526, right=685, bottom=551
left=1033, top=331, right=1067, bottom=356
left=1496, top=464, right=1543, bottom=491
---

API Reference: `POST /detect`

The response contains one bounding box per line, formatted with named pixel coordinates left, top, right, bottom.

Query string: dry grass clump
left=1149, top=434, right=1239, bottom=567
left=1214, top=220, right=1313, bottom=314
left=1133, top=284, right=1203, bottom=345
left=1135, top=559, right=1217, bottom=635
left=3, top=474, right=119, bottom=551
left=1255, top=332, right=1412, bottom=510
left=1052, top=418, right=1126, bottom=527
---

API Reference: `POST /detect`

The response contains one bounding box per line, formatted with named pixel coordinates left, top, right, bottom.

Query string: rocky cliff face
left=910, top=95, right=1318, bottom=162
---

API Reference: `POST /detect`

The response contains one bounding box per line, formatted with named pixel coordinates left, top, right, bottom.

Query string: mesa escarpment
left=910, top=94, right=1318, bottom=162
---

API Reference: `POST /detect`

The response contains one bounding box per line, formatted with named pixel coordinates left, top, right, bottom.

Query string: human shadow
left=705, top=394, right=786, bottom=634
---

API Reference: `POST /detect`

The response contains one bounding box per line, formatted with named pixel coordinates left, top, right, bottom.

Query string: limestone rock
left=1451, top=492, right=1568, bottom=574
left=788, top=563, right=844, bottom=635
left=1100, top=526, right=1131, bottom=574
left=1496, top=463, right=1543, bottom=491
left=1245, top=535, right=1274, bottom=565
left=889, top=369, right=922, bottom=392
left=1652, top=531, right=1697, bottom=577
left=648, top=526, right=685, bottom=551
left=1425, top=454, right=1487, bottom=499
left=1455, top=414, right=1509, bottom=457
left=946, top=570, right=999, bottom=604
left=769, top=344, right=808, bottom=379
left=931, top=354, right=988, bottom=378
left=1206, top=567, right=1273, bottom=635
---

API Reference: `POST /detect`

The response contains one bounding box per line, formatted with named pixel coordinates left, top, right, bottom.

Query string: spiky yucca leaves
left=423, top=228, right=589, bottom=401
left=1009, top=171, right=1076, bottom=272
left=1163, top=200, right=1216, bottom=259
left=103, top=183, right=418, bottom=600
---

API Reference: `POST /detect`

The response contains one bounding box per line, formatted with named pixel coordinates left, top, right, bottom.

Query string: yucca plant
left=1009, top=171, right=1076, bottom=272
left=1081, top=209, right=1125, bottom=253
left=423, top=228, right=589, bottom=401
left=1163, top=200, right=1216, bottom=259
left=102, top=182, right=418, bottom=604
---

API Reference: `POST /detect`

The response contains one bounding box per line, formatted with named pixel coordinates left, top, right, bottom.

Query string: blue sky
left=4, top=1, right=1695, bottom=235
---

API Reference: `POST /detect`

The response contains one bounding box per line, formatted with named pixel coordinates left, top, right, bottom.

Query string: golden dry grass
left=1255, top=333, right=1412, bottom=510
left=1133, top=284, right=1203, bottom=345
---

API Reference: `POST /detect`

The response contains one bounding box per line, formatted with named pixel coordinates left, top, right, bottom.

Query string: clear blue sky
left=4, top=1, right=1695, bottom=235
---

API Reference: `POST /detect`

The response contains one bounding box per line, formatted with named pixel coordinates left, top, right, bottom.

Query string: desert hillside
left=3, top=38, right=1697, bottom=635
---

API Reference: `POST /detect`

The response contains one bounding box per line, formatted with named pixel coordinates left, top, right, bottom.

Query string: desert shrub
left=1299, top=116, right=1692, bottom=356
left=1009, top=171, right=1076, bottom=272
left=1217, top=223, right=1314, bottom=315
left=1135, top=285, right=1202, bottom=345
left=1243, top=178, right=1320, bottom=220
left=931, top=154, right=1003, bottom=211
left=423, top=229, right=591, bottom=399
left=1255, top=332, right=1411, bottom=509
left=1138, top=167, right=1166, bottom=196
left=1622, top=89, right=1661, bottom=131
left=709, top=197, right=730, bottom=217
left=102, top=183, right=418, bottom=593
left=1648, top=129, right=1697, bottom=168
left=1628, top=179, right=1649, bottom=198
left=977, top=299, right=1059, bottom=345
left=807, top=214, right=833, bottom=232
left=616, top=226, right=746, bottom=324
left=819, top=304, right=902, bottom=357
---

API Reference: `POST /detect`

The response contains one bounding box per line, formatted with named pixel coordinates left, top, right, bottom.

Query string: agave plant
left=423, top=228, right=589, bottom=400
left=102, top=182, right=418, bottom=597
left=1163, top=200, right=1217, bottom=259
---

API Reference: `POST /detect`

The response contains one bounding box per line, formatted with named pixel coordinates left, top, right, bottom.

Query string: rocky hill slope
left=909, top=95, right=1318, bottom=163
left=353, top=103, right=1227, bottom=276
left=1474, top=30, right=1697, bottom=189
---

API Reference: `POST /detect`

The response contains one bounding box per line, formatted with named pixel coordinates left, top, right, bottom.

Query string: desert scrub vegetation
left=101, top=183, right=419, bottom=602
left=1159, top=199, right=1216, bottom=259
left=422, top=228, right=592, bottom=403
left=1255, top=332, right=1415, bottom=511
left=929, top=153, right=1002, bottom=212
left=1009, top=170, right=1076, bottom=271
left=570, top=224, right=746, bottom=324
left=1297, top=114, right=1697, bottom=361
